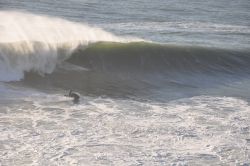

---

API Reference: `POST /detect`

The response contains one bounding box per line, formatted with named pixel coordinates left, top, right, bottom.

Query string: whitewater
left=0, top=0, right=250, bottom=165
left=0, top=11, right=138, bottom=82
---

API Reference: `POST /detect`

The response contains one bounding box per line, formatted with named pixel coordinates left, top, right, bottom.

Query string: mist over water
left=0, top=11, right=138, bottom=81
left=0, top=0, right=250, bottom=165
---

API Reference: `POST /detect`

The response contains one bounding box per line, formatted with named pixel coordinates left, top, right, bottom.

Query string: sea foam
left=0, top=11, right=134, bottom=82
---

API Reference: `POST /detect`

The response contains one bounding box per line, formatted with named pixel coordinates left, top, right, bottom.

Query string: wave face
left=69, top=42, right=250, bottom=74
left=14, top=41, right=249, bottom=100
left=0, top=11, right=135, bottom=81
left=1, top=11, right=249, bottom=83
left=1, top=11, right=250, bottom=99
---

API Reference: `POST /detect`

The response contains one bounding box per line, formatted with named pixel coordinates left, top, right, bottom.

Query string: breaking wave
left=0, top=11, right=138, bottom=81
left=0, top=11, right=250, bottom=83
left=68, top=42, right=250, bottom=74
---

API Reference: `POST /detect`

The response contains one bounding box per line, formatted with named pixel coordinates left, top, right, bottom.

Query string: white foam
left=1, top=95, right=249, bottom=165
left=0, top=11, right=137, bottom=82
left=0, top=11, right=128, bottom=43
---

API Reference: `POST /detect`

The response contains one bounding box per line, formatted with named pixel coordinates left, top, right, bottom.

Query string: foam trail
left=0, top=11, right=136, bottom=82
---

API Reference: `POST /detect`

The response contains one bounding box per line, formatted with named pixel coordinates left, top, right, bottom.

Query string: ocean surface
left=0, top=0, right=250, bottom=165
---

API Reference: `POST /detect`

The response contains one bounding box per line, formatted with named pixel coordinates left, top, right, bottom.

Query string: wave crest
left=0, top=11, right=138, bottom=82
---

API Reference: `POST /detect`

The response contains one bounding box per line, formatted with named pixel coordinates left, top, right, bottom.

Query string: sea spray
left=0, top=11, right=136, bottom=82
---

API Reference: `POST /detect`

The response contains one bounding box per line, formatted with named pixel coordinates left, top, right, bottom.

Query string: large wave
left=68, top=42, right=250, bottom=74
left=15, top=41, right=249, bottom=99
left=0, top=11, right=137, bottom=81
left=1, top=11, right=250, bottom=83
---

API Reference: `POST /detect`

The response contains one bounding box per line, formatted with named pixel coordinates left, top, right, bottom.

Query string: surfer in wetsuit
left=66, top=90, right=80, bottom=104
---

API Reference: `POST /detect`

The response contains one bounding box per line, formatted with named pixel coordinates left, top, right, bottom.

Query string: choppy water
left=0, top=0, right=250, bottom=165
left=1, top=85, right=250, bottom=165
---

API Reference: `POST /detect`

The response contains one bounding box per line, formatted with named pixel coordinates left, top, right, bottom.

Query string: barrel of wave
left=0, top=11, right=140, bottom=82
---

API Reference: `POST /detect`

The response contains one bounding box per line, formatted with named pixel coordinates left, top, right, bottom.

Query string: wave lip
left=0, top=11, right=129, bottom=43
left=0, top=11, right=139, bottom=82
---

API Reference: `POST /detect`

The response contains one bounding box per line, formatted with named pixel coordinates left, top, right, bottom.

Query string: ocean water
left=0, top=0, right=250, bottom=165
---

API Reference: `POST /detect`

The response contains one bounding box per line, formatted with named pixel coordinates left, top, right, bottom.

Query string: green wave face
left=2, top=41, right=250, bottom=99
left=69, top=42, right=250, bottom=74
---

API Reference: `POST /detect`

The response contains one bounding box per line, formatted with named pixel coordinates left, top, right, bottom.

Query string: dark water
left=0, top=0, right=250, bottom=165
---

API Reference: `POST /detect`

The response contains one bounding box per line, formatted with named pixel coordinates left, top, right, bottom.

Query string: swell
left=16, top=41, right=250, bottom=98
left=68, top=42, right=250, bottom=74
left=2, top=40, right=250, bottom=85
left=2, top=10, right=249, bottom=83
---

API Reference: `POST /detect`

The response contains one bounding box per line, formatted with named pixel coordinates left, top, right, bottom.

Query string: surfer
left=66, top=90, right=80, bottom=104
